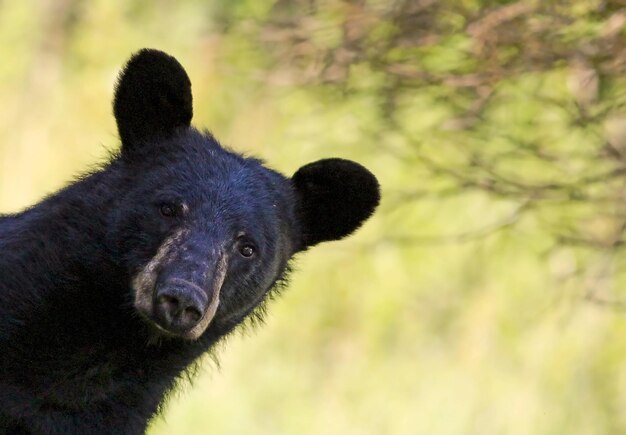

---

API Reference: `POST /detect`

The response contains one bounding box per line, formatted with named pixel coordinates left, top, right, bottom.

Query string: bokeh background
left=3, top=1, right=626, bottom=434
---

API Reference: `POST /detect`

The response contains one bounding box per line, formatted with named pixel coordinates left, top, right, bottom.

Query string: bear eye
left=235, top=233, right=257, bottom=259
left=239, top=244, right=255, bottom=258
left=159, top=203, right=177, bottom=217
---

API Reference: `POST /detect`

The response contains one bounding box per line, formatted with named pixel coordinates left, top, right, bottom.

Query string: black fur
left=0, top=49, right=380, bottom=434
left=113, top=49, right=193, bottom=152
left=293, top=158, right=381, bottom=248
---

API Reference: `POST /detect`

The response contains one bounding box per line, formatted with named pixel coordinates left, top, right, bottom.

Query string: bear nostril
left=183, top=306, right=202, bottom=323
left=157, top=294, right=180, bottom=314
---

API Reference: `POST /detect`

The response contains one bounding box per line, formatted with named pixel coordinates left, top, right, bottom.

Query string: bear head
left=107, top=49, right=380, bottom=341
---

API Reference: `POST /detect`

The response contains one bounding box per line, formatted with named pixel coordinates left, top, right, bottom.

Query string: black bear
left=0, top=49, right=379, bottom=434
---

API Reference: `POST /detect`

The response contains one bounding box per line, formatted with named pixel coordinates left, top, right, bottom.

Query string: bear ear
left=113, top=48, right=193, bottom=155
left=292, top=158, right=380, bottom=250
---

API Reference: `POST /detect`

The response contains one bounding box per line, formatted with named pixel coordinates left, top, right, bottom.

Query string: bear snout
left=153, top=281, right=209, bottom=335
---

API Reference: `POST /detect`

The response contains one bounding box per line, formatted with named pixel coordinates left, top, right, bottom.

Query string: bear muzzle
left=132, top=237, right=228, bottom=340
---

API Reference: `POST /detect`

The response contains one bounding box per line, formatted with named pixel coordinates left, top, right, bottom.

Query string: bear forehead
left=121, top=130, right=290, bottom=221
left=129, top=130, right=280, bottom=189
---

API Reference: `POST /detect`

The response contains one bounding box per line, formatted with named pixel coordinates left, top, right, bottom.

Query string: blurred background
left=3, top=0, right=626, bottom=434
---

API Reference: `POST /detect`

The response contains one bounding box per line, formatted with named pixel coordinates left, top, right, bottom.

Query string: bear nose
left=154, top=284, right=207, bottom=334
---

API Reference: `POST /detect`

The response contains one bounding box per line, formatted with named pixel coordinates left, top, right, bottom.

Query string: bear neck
left=3, top=165, right=122, bottom=283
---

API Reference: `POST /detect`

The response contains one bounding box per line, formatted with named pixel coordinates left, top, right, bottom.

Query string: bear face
left=108, top=131, right=299, bottom=340
left=107, top=49, right=380, bottom=341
